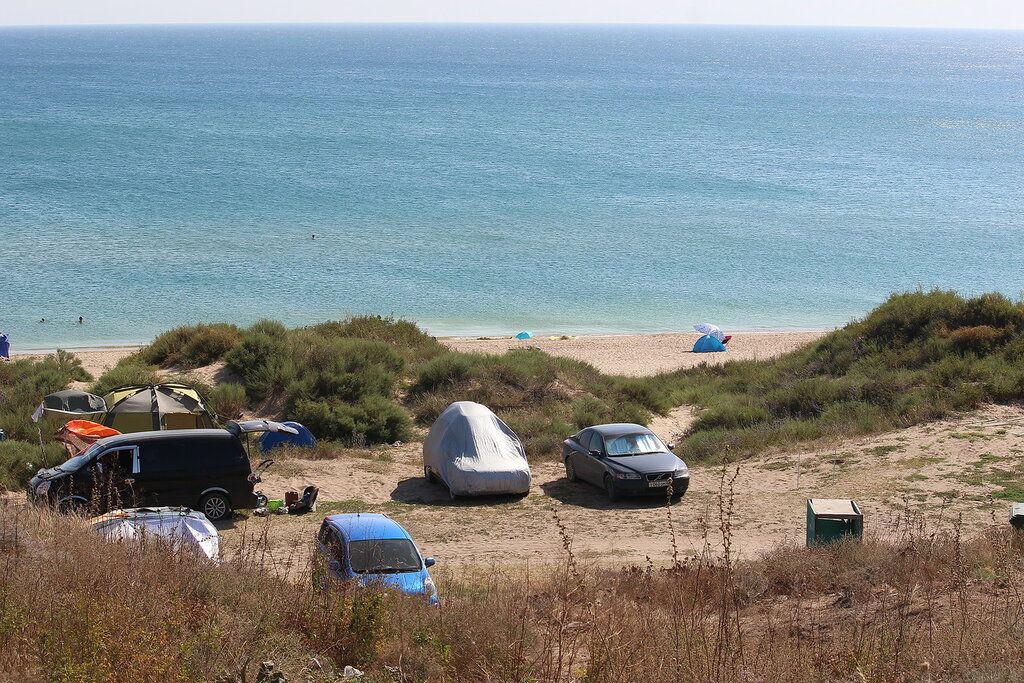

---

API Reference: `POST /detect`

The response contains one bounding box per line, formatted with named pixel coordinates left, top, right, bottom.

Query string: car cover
left=423, top=401, right=531, bottom=496
left=89, top=507, right=219, bottom=560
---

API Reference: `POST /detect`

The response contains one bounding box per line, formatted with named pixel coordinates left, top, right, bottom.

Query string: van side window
left=137, top=442, right=182, bottom=475
left=201, top=438, right=246, bottom=467
left=98, top=447, right=137, bottom=474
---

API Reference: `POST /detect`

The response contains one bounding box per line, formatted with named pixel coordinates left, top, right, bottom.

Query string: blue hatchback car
left=316, top=513, right=438, bottom=605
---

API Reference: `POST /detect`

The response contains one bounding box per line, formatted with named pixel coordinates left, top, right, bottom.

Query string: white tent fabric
left=693, top=323, right=725, bottom=341
left=423, top=401, right=532, bottom=496
left=89, top=507, right=220, bottom=560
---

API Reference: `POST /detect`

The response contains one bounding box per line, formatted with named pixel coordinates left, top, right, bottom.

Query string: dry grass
left=5, top=474, right=1024, bottom=682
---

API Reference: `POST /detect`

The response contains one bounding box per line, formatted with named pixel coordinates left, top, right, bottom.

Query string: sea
left=1, top=24, right=1023, bottom=350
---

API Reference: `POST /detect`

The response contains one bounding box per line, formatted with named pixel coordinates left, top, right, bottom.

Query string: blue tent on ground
left=257, top=421, right=317, bottom=454
left=515, top=331, right=533, bottom=340
left=693, top=335, right=727, bottom=353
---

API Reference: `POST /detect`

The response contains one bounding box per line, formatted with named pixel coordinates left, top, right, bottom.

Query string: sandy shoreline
left=14, top=330, right=827, bottom=378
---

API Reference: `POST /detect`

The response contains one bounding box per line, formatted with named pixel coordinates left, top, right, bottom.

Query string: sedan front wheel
left=604, top=476, right=619, bottom=502
left=565, top=458, right=578, bottom=482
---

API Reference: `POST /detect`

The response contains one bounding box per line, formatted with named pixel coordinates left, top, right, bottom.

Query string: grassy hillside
left=673, top=290, right=1024, bottom=461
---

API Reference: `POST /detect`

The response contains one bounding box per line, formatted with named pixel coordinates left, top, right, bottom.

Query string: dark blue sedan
left=316, top=513, right=439, bottom=604
left=562, top=424, right=690, bottom=502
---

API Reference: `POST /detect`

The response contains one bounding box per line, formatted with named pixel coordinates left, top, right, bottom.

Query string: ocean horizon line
left=2, top=22, right=1022, bottom=32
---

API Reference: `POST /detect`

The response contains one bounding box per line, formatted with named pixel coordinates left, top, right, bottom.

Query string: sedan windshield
left=605, top=433, right=666, bottom=457
left=348, top=539, right=422, bottom=574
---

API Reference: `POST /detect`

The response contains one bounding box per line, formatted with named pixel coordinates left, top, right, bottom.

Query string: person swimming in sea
left=39, top=318, right=46, bottom=323
left=78, top=316, right=84, bottom=324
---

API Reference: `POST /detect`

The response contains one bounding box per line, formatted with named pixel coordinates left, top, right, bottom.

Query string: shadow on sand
left=540, top=477, right=680, bottom=511
left=390, top=476, right=529, bottom=507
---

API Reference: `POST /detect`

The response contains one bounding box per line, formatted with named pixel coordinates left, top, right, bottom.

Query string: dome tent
left=693, top=335, right=727, bottom=353
left=257, top=421, right=317, bottom=454
left=102, top=383, right=216, bottom=433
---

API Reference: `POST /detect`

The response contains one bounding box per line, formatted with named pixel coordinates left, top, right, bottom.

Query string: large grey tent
left=39, top=389, right=107, bottom=423
left=102, top=383, right=216, bottom=433
left=423, top=401, right=532, bottom=497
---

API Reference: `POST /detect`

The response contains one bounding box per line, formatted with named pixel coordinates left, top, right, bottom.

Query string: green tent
left=102, top=383, right=217, bottom=433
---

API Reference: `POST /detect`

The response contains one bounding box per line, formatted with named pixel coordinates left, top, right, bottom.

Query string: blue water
left=2, top=24, right=1023, bottom=350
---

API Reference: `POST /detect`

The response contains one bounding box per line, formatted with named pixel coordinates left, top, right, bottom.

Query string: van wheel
left=424, top=465, right=438, bottom=484
left=59, top=498, right=88, bottom=516
left=199, top=492, right=231, bottom=521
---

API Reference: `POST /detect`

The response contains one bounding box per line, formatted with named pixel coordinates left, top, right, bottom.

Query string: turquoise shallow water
left=1, top=24, right=1023, bottom=349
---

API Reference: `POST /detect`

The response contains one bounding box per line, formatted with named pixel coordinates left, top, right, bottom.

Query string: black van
left=27, top=429, right=261, bottom=520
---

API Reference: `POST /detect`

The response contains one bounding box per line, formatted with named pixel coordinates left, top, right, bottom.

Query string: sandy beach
left=19, top=329, right=827, bottom=380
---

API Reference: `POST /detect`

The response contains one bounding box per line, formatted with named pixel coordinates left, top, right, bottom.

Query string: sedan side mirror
left=667, top=443, right=675, bottom=451
left=589, top=449, right=602, bottom=458
left=424, top=557, right=436, bottom=568
left=328, top=560, right=342, bottom=571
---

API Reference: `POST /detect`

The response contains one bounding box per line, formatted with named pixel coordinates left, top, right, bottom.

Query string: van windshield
left=348, top=539, right=422, bottom=574
left=56, top=443, right=102, bottom=473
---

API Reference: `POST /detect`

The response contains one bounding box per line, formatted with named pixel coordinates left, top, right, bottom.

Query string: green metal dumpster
left=806, top=499, right=863, bottom=546
left=1009, top=503, right=1024, bottom=529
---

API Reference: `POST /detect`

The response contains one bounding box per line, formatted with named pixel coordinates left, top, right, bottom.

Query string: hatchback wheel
left=565, top=458, right=578, bottom=482
left=604, top=476, right=619, bottom=502
left=199, top=492, right=231, bottom=521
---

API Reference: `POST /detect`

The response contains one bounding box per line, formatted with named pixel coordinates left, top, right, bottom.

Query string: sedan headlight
left=615, top=472, right=642, bottom=480
left=424, top=576, right=438, bottom=600
left=35, top=480, right=51, bottom=495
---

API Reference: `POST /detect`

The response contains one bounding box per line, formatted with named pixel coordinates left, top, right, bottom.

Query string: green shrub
left=292, top=396, right=411, bottom=445
left=0, top=440, right=66, bottom=491
left=310, top=315, right=446, bottom=363
left=224, top=332, right=287, bottom=401
left=144, top=323, right=241, bottom=368
left=410, top=354, right=476, bottom=395
left=89, top=356, right=161, bottom=397
left=0, top=353, right=93, bottom=442
left=206, top=383, right=247, bottom=420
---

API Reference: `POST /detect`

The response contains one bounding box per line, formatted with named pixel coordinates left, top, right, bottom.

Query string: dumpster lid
left=808, top=498, right=861, bottom=518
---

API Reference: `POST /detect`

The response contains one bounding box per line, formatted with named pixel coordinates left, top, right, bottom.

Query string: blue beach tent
left=0, top=333, right=9, bottom=359
left=515, top=331, right=533, bottom=340
left=257, top=421, right=317, bottom=454
left=693, top=335, right=727, bottom=353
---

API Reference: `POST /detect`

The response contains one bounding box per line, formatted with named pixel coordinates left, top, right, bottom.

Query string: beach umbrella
left=693, top=323, right=725, bottom=342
